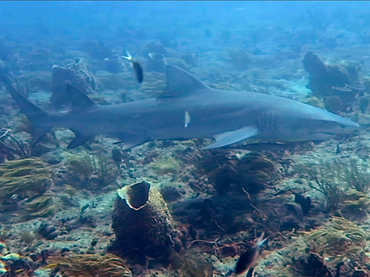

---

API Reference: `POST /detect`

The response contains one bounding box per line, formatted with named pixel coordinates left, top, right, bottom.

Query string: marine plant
left=303, top=217, right=366, bottom=263
left=307, top=172, right=343, bottom=212
left=23, top=195, right=57, bottom=219
left=259, top=217, right=368, bottom=276
left=342, top=189, right=370, bottom=218
left=0, top=158, right=53, bottom=201
left=65, top=151, right=118, bottom=190
left=65, top=152, right=95, bottom=179
left=341, top=159, right=370, bottom=193
left=0, top=128, right=32, bottom=160
left=297, top=158, right=370, bottom=212
left=169, top=250, right=213, bottom=277
left=150, top=153, right=181, bottom=174
left=94, top=152, right=118, bottom=187
left=45, top=253, right=132, bottom=277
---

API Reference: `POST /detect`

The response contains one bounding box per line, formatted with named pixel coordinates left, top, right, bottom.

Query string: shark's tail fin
left=1, top=71, right=50, bottom=146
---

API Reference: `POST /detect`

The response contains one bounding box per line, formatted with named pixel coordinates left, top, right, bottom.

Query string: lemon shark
left=4, top=65, right=359, bottom=150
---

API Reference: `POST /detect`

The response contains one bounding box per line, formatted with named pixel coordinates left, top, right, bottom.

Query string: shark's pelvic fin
left=113, top=133, right=150, bottom=150
left=65, top=83, right=97, bottom=113
left=202, top=126, right=259, bottom=150
left=158, top=65, right=211, bottom=99
left=67, top=132, right=93, bottom=149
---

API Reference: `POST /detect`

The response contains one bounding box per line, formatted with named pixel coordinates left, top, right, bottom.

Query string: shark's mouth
left=319, top=131, right=338, bottom=136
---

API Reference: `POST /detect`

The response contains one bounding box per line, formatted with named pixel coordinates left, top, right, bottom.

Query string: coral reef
left=17, top=71, right=51, bottom=92
left=95, top=71, right=137, bottom=92
left=181, top=53, right=198, bottom=66
left=0, top=252, right=37, bottom=276
left=103, top=54, right=127, bottom=73
left=302, top=51, right=361, bottom=101
left=198, top=151, right=277, bottom=195
left=110, top=181, right=183, bottom=264
left=51, top=58, right=96, bottom=107
left=81, top=40, right=113, bottom=60
left=1, top=6, right=370, bottom=277
left=145, top=53, right=166, bottom=73
left=226, top=49, right=252, bottom=70
left=169, top=250, right=213, bottom=277
left=142, top=42, right=168, bottom=57
left=342, top=189, right=370, bottom=219
left=65, top=152, right=95, bottom=179
left=303, top=217, right=367, bottom=265
left=256, top=217, right=368, bottom=277
left=22, top=195, right=57, bottom=219
left=0, top=129, right=31, bottom=162
left=46, top=253, right=132, bottom=277
left=64, top=152, right=118, bottom=190
left=150, top=153, right=181, bottom=175
left=38, top=222, right=61, bottom=240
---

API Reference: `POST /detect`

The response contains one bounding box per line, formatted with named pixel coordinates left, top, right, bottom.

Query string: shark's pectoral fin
left=114, top=133, right=150, bottom=150
left=67, top=133, right=93, bottom=149
left=202, top=126, right=259, bottom=150
left=31, top=126, right=52, bottom=147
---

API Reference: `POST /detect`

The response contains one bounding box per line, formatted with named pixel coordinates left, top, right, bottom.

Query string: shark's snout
left=337, top=117, right=360, bottom=131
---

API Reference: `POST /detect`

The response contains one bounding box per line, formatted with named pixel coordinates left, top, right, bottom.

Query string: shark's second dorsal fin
left=65, top=83, right=97, bottom=113
left=158, top=65, right=211, bottom=99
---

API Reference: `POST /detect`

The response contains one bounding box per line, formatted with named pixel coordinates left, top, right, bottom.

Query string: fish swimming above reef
left=122, top=51, right=144, bottom=83
left=2, top=64, right=360, bottom=150
left=235, top=232, right=267, bottom=276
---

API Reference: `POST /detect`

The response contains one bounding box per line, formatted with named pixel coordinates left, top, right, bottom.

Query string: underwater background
left=0, top=1, right=370, bottom=276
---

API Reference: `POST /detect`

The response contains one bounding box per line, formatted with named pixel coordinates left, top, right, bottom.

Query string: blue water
left=0, top=1, right=369, bottom=277
left=1, top=1, right=369, bottom=44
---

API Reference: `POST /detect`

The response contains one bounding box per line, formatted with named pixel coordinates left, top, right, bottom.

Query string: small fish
left=347, top=84, right=366, bottom=91
left=148, top=53, right=166, bottom=61
left=185, top=111, right=191, bottom=128
left=235, top=232, right=266, bottom=276
left=332, top=85, right=353, bottom=92
left=74, top=58, right=82, bottom=64
left=122, top=51, right=144, bottom=83
left=104, top=54, right=120, bottom=62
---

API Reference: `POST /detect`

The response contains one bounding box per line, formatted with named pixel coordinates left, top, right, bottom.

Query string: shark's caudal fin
left=65, top=84, right=97, bottom=149
left=158, top=65, right=212, bottom=99
left=1, top=73, right=50, bottom=145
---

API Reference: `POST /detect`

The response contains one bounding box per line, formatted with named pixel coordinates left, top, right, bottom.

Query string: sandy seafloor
left=1, top=1, right=370, bottom=277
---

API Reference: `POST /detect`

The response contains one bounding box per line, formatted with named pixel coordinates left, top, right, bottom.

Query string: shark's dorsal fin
left=65, top=83, right=97, bottom=113
left=158, top=65, right=211, bottom=99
